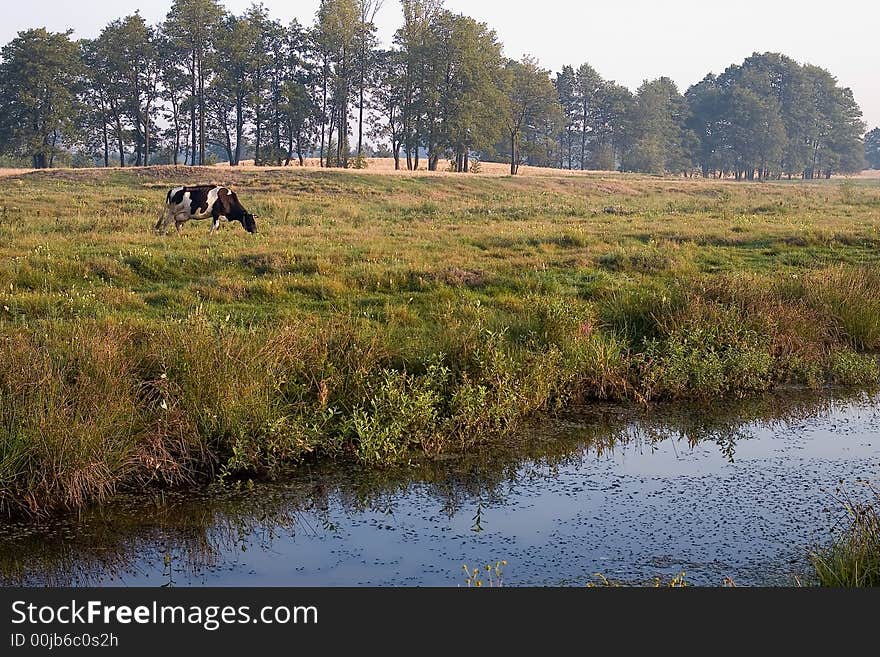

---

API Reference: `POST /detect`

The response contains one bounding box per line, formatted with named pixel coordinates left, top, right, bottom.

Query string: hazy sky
left=3, top=1, right=878, bottom=129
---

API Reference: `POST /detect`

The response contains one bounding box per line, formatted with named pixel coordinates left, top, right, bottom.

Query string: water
left=1, top=390, right=878, bottom=587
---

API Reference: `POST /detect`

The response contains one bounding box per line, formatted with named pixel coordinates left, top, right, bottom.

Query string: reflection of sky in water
left=3, top=394, right=879, bottom=587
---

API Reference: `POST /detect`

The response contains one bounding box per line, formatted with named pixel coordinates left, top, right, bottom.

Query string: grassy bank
left=811, top=486, right=880, bottom=586
left=1, top=166, right=879, bottom=516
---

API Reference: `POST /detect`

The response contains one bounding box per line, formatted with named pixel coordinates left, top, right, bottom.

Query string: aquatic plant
left=462, top=561, right=507, bottom=587
left=587, top=572, right=691, bottom=587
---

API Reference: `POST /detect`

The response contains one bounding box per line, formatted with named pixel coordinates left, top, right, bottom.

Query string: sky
left=3, top=0, right=878, bottom=129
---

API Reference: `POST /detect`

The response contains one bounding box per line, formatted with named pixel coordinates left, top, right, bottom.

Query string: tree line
left=0, top=0, right=871, bottom=178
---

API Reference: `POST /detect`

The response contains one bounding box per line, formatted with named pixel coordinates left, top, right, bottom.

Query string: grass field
left=1, top=165, right=879, bottom=516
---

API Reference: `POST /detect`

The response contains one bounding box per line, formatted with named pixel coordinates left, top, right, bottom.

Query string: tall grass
left=810, top=486, right=880, bottom=587
left=1, top=167, right=879, bottom=516
left=1, top=270, right=878, bottom=516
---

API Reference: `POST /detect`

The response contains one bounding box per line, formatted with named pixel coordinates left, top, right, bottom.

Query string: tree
left=165, top=0, right=223, bottom=166
left=277, top=20, right=317, bottom=167
left=622, top=77, right=694, bottom=175
left=866, top=128, right=880, bottom=169
left=803, top=64, right=865, bottom=178
left=574, top=63, right=602, bottom=170
left=207, top=10, right=261, bottom=165
left=736, top=53, right=815, bottom=178
left=685, top=75, right=726, bottom=177
left=686, top=53, right=866, bottom=180
left=279, top=79, right=315, bottom=165
left=373, top=49, right=407, bottom=168
left=1, top=7, right=871, bottom=177
left=554, top=66, right=578, bottom=169
left=355, top=1, right=383, bottom=161
left=156, top=28, right=191, bottom=165
left=79, top=39, right=112, bottom=167
left=315, top=0, right=359, bottom=168
left=395, top=0, right=444, bottom=170
left=430, top=11, right=504, bottom=171
left=88, top=22, right=132, bottom=167
left=0, top=29, right=81, bottom=168
left=96, top=14, right=159, bottom=166
left=243, top=5, right=285, bottom=166
left=591, top=82, right=632, bottom=170
left=727, top=84, right=786, bottom=180
left=500, top=57, right=560, bottom=175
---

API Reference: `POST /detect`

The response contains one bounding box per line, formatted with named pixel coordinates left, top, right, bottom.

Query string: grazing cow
left=156, top=185, right=258, bottom=234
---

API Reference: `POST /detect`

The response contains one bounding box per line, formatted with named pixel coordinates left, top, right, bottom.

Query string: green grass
left=1, top=166, right=879, bottom=516
left=811, top=486, right=880, bottom=587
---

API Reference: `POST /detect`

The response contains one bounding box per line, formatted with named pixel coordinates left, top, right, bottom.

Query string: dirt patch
left=603, top=205, right=636, bottom=216
left=434, top=267, right=487, bottom=288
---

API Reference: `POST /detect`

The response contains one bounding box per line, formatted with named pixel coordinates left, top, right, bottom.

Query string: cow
left=156, top=185, right=258, bottom=235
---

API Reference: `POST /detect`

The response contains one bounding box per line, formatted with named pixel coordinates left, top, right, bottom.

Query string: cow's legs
left=174, top=213, right=189, bottom=236
left=210, top=214, right=223, bottom=234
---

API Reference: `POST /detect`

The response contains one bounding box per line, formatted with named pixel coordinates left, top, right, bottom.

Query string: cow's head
left=242, top=213, right=258, bottom=233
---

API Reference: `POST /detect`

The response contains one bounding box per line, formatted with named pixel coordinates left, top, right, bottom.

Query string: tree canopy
left=0, top=1, right=869, bottom=177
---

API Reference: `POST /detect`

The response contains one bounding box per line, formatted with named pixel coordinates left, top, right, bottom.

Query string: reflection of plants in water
left=471, top=502, right=485, bottom=533
left=0, top=489, right=308, bottom=586
left=572, top=390, right=861, bottom=465
left=0, top=389, right=872, bottom=586
left=161, top=552, right=176, bottom=588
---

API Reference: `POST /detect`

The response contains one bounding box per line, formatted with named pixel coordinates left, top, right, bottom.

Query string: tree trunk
left=337, top=103, right=346, bottom=167
left=296, top=130, right=305, bottom=166
left=48, top=131, right=57, bottom=167
left=255, top=102, right=262, bottom=165
left=191, top=49, right=197, bottom=166
left=198, top=48, right=206, bottom=165
left=319, top=57, right=328, bottom=168
left=274, top=85, right=282, bottom=166
left=117, top=120, right=125, bottom=168
left=357, top=67, right=365, bottom=159
left=234, top=99, right=244, bottom=166
left=144, top=104, right=150, bottom=167
left=326, top=110, right=336, bottom=167
left=580, top=102, right=588, bottom=170
left=102, top=118, right=109, bottom=168
left=510, top=131, right=517, bottom=175
left=170, top=96, right=180, bottom=166
left=222, top=113, right=234, bottom=164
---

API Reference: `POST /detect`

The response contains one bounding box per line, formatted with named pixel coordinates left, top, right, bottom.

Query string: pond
left=1, top=390, right=878, bottom=587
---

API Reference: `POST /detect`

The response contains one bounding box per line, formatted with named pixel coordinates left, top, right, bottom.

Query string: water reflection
left=1, top=389, right=877, bottom=587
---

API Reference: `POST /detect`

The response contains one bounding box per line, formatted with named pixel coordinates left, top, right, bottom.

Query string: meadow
left=1, top=164, right=879, bottom=517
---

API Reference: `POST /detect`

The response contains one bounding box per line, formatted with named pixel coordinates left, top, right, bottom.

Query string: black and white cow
left=156, top=185, right=258, bottom=234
